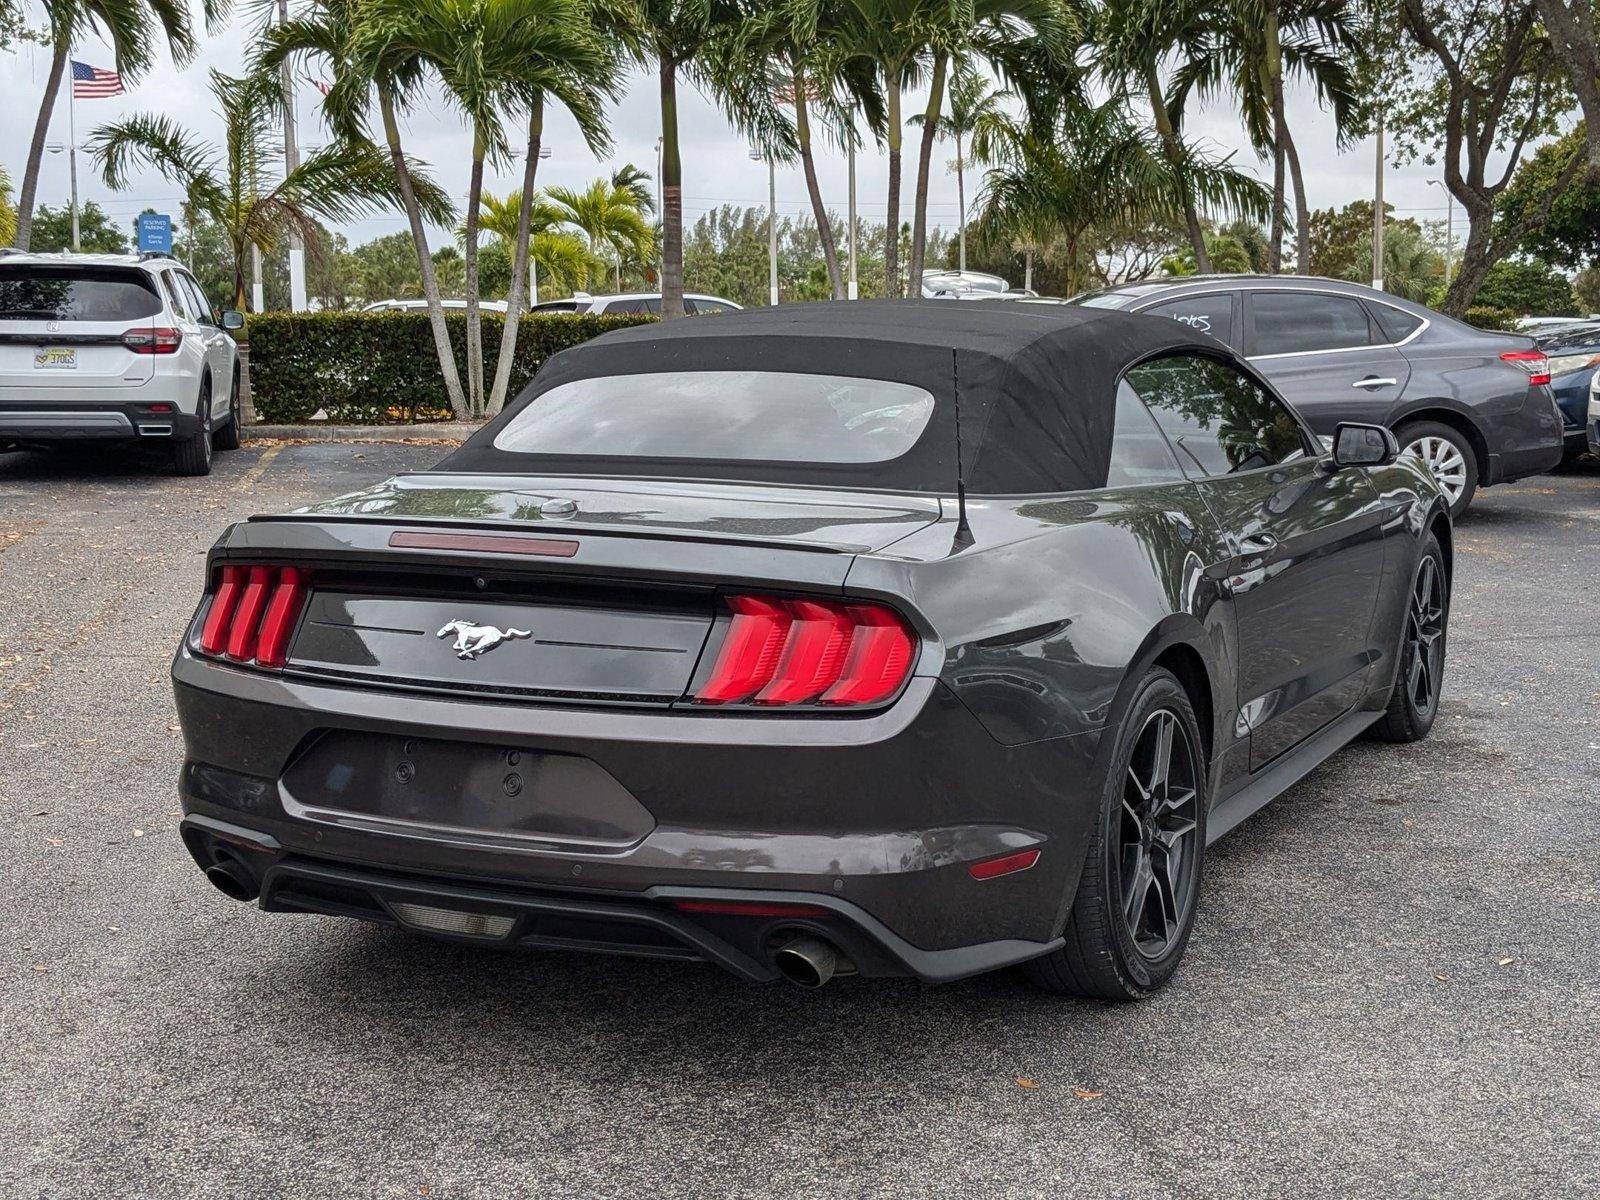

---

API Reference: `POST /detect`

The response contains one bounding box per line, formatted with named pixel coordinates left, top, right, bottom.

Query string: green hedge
left=246, top=310, right=655, bottom=424
left=1462, top=304, right=1519, bottom=332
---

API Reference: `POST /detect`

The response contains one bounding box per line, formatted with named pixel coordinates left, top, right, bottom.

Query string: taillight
left=1500, top=349, right=1551, bottom=387
left=122, top=326, right=183, bottom=354
left=197, top=563, right=309, bottom=670
left=692, top=595, right=916, bottom=708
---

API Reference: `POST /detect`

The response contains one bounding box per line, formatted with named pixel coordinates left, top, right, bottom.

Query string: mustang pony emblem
left=436, top=619, right=532, bottom=660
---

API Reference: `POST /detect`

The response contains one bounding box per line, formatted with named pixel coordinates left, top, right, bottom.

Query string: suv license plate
left=34, top=347, right=77, bottom=370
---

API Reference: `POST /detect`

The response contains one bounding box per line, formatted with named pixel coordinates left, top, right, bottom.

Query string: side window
left=1142, top=293, right=1237, bottom=346
left=1127, top=354, right=1309, bottom=477
left=160, top=272, right=190, bottom=321
left=1105, top=382, right=1187, bottom=488
left=180, top=274, right=215, bottom=325
left=1368, top=302, right=1424, bottom=344
left=1249, top=291, right=1375, bottom=356
left=605, top=298, right=659, bottom=315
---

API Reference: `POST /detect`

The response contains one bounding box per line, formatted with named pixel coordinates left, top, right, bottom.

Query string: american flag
left=71, top=60, right=124, bottom=99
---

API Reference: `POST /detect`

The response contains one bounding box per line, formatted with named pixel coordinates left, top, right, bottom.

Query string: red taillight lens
left=693, top=595, right=916, bottom=708
left=123, top=326, right=183, bottom=354
left=199, top=563, right=309, bottom=669
left=1500, top=349, right=1551, bottom=387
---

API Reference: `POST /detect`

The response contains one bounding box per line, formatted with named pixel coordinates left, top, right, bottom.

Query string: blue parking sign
left=137, top=212, right=173, bottom=255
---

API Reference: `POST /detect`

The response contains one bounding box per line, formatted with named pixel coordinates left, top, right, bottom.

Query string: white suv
left=531, top=291, right=742, bottom=315
left=0, top=250, right=244, bottom=476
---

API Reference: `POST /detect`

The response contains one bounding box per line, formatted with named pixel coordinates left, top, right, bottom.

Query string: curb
left=245, top=422, right=484, bottom=443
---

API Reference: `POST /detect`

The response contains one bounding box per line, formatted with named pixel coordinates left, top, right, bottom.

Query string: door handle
left=1352, top=376, right=1398, bottom=389
left=1238, top=532, right=1279, bottom=554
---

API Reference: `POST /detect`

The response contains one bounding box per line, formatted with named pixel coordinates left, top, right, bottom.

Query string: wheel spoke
left=1124, top=849, right=1154, bottom=934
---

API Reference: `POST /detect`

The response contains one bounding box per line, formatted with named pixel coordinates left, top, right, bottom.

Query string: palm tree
left=546, top=178, right=655, bottom=292
left=259, top=0, right=468, bottom=415
left=14, top=0, right=207, bottom=250
left=908, top=57, right=1003, bottom=273
left=87, top=70, right=452, bottom=308
left=477, top=187, right=595, bottom=302
left=349, top=0, right=614, bottom=417
left=1171, top=0, right=1359, bottom=273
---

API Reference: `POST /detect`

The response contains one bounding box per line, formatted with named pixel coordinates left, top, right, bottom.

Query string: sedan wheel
left=1399, top=422, right=1477, bottom=517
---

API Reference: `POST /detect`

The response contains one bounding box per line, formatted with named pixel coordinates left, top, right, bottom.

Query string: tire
left=1025, top=668, right=1208, bottom=1001
left=1368, top=533, right=1448, bottom=744
left=212, top=364, right=242, bottom=452
left=171, top=379, right=214, bottom=477
left=1397, top=420, right=1478, bottom=519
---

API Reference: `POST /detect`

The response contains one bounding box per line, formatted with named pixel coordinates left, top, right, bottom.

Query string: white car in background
left=920, top=270, right=1040, bottom=300
left=0, top=250, right=243, bottom=476
left=531, top=291, right=742, bottom=315
left=361, top=298, right=510, bottom=313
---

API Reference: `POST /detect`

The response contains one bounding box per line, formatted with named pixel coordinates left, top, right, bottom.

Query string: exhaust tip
left=205, top=858, right=259, bottom=903
left=772, top=936, right=841, bottom=989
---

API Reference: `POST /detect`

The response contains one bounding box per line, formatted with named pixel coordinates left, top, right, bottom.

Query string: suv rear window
left=0, top=266, right=162, bottom=321
left=492, top=370, right=936, bottom=463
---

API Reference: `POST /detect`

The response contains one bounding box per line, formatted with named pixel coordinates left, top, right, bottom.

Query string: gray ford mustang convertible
left=174, top=302, right=1452, bottom=999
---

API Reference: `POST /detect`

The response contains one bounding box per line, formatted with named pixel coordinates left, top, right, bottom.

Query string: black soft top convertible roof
left=438, top=300, right=1220, bottom=494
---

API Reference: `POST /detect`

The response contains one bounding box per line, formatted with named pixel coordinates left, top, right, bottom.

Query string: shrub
left=1462, top=305, right=1519, bottom=332
left=245, top=310, right=654, bottom=424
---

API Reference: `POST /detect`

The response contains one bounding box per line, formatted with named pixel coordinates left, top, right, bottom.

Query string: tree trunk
left=15, top=40, right=70, bottom=250
left=1144, top=60, right=1208, bottom=273
left=1443, top=208, right=1496, bottom=317
left=488, top=100, right=543, bottom=417
left=792, top=63, right=843, bottom=299
left=1282, top=122, right=1311, bottom=274
left=1268, top=137, right=1284, bottom=273
left=659, top=57, right=685, bottom=320
left=463, top=132, right=486, bottom=418
left=908, top=52, right=947, bottom=287
left=1266, top=2, right=1289, bottom=274
left=379, top=89, right=467, bottom=418
left=885, top=74, right=903, bottom=298
left=956, top=129, right=966, bottom=273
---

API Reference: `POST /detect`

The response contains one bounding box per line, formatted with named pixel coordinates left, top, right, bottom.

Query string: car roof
left=1077, top=274, right=1406, bottom=304
left=0, top=250, right=176, bottom=271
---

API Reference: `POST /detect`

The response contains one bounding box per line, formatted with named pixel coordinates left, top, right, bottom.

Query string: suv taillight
left=198, top=564, right=309, bottom=669
left=123, top=326, right=183, bottom=354
left=1499, top=349, right=1551, bottom=386
left=692, top=595, right=916, bottom=708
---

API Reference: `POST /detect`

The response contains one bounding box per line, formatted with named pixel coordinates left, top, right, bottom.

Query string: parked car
left=0, top=250, right=244, bottom=475
left=362, top=298, right=509, bottom=313
left=173, top=301, right=1451, bottom=1000
left=1066, top=276, right=1564, bottom=516
left=921, top=269, right=1039, bottom=299
left=531, top=292, right=741, bottom=315
left=1533, top=321, right=1600, bottom=460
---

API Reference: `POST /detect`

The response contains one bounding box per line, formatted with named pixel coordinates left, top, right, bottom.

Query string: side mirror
left=220, top=310, right=245, bottom=331
left=1332, top=422, right=1399, bottom=468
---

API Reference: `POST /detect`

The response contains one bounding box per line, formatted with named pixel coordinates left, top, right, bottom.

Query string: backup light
left=198, top=563, right=309, bottom=669
left=692, top=594, right=916, bottom=708
left=389, top=901, right=515, bottom=938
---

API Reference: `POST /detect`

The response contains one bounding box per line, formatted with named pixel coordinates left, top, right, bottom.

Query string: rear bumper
left=172, top=648, right=1100, bottom=978
left=0, top=398, right=199, bottom=443
left=1484, top=388, right=1564, bottom=485
left=180, top=815, right=1062, bottom=983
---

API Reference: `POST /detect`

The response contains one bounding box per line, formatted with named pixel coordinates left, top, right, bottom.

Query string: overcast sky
left=3, top=17, right=1476, bottom=265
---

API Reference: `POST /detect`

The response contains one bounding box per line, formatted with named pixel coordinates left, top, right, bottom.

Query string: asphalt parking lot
left=2, top=440, right=1597, bottom=1199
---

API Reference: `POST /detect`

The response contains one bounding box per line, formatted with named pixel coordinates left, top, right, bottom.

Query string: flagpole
left=67, top=65, right=81, bottom=252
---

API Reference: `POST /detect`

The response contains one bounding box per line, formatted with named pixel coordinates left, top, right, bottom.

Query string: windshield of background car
left=0, top=267, right=162, bottom=321
left=492, top=370, right=938, bottom=463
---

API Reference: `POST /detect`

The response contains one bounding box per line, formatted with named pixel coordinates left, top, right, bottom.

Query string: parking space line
left=234, top=443, right=285, bottom=494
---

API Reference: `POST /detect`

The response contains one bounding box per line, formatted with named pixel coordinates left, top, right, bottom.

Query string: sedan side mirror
left=1332, top=422, right=1399, bottom=468
left=220, top=310, right=245, bottom=331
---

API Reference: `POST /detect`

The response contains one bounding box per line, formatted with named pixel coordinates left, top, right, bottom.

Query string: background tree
left=1474, top=258, right=1579, bottom=315
left=26, top=199, right=128, bottom=251
left=546, top=177, right=655, bottom=291
left=1500, top=124, right=1600, bottom=272
left=1533, top=0, right=1600, bottom=184
left=15, top=0, right=205, bottom=250
left=88, top=69, right=451, bottom=308
left=1393, top=0, right=1583, bottom=314
left=0, top=162, right=15, bottom=246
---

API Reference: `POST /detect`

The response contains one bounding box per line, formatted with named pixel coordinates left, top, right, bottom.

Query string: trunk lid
left=0, top=264, right=161, bottom=391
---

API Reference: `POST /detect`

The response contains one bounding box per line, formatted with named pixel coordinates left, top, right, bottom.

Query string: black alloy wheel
left=1369, top=533, right=1448, bottom=744
left=1119, top=709, right=1201, bottom=961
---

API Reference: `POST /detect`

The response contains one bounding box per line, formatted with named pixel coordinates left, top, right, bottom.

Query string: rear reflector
left=1500, top=349, right=1552, bottom=387
left=692, top=595, right=916, bottom=708
left=389, top=901, right=515, bottom=939
left=671, top=900, right=831, bottom=918
left=968, top=848, right=1042, bottom=880
left=199, top=563, right=310, bottom=670
left=122, top=326, right=183, bottom=354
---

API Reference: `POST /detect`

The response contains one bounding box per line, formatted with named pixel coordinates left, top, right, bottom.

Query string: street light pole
left=66, top=73, right=81, bottom=252
left=279, top=0, right=307, bottom=311
left=1428, top=178, right=1454, bottom=290
left=751, top=148, right=777, bottom=306
left=1372, top=111, right=1385, bottom=291
left=847, top=140, right=858, bottom=300
left=531, top=144, right=551, bottom=305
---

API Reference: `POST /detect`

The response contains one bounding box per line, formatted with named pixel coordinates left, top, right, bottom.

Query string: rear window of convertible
left=0, top=267, right=162, bottom=321
left=491, top=370, right=937, bottom=463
